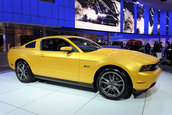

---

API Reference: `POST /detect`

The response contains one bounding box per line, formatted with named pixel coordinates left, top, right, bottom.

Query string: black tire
left=16, top=61, right=35, bottom=83
left=123, top=88, right=132, bottom=99
left=96, top=68, right=131, bottom=100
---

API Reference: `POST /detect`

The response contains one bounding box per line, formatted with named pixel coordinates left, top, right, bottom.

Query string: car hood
left=88, top=48, right=159, bottom=64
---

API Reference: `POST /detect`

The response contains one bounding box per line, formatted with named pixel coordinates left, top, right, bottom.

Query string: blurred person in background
left=145, top=43, right=151, bottom=54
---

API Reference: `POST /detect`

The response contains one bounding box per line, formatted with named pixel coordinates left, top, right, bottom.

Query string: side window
left=25, top=42, right=36, bottom=48
left=41, top=39, right=71, bottom=51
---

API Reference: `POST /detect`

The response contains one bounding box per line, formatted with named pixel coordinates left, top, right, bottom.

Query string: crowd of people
left=124, top=40, right=171, bottom=60
left=164, top=41, right=172, bottom=60
left=151, top=41, right=163, bottom=57
left=97, top=39, right=171, bottom=60
left=145, top=41, right=172, bottom=60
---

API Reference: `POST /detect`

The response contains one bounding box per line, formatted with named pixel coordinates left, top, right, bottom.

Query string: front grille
left=149, top=63, right=158, bottom=71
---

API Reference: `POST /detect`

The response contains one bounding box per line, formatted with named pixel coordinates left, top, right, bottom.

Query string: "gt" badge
left=84, top=65, right=90, bottom=68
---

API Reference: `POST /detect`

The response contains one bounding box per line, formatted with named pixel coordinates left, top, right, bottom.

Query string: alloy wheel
left=16, top=63, right=28, bottom=81
left=99, top=71, right=125, bottom=98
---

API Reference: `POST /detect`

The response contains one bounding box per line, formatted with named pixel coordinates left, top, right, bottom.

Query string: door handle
left=40, top=54, right=44, bottom=57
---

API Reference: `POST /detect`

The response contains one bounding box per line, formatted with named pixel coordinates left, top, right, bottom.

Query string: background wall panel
left=3, top=12, right=13, bottom=22
left=0, top=12, right=3, bottom=21
left=120, top=0, right=124, bottom=32
left=160, top=11, right=167, bottom=35
left=0, top=0, right=169, bottom=34
left=3, top=0, right=13, bottom=12
left=52, top=0, right=59, bottom=19
left=22, top=0, right=31, bottom=15
left=31, top=16, right=39, bottom=24
left=0, top=0, right=75, bottom=28
left=0, top=0, right=3, bottom=11
left=144, top=6, right=149, bottom=34
left=59, top=6, right=65, bottom=20
left=134, top=4, right=137, bottom=33
left=23, top=15, right=31, bottom=24
left=13, top=0, right=22, bottom=14
left=39, top=17, right=46, bottom=25
left=30, top=0, right=38, bottom=16
left=13, top=14, right=22, bottom=23
left=168, top=12, right=172, bottom=35
left=153, top=9, right=158, bottom=34
left=38, top=2, right=47, bottom=17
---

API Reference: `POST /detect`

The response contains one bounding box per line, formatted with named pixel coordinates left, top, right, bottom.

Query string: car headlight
left=140, top=63, right=158, bottom=72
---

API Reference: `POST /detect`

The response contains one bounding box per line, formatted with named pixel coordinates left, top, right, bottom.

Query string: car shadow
left=38, top=79, right=159, bottom=100
left=145, top=86, right=159, bottom=97
left=134, top=86, right=159, bottom=99
left=38, top=79, right=97, bottom=93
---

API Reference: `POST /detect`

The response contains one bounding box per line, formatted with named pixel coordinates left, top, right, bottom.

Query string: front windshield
left=69, top=38, right=102, bottom=52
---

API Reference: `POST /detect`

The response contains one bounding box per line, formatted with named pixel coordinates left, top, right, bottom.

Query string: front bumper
left=133, top=67, right=162, bottom=91
left=133, top=82, right=156, bottom=98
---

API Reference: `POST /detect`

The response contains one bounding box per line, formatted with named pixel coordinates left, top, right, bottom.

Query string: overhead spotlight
left=132, top=0, right=139, bottom=3
left=135, top=1, right=140, bottom=4
left=132, top=0, right=143, bottom=6
left=160, top=0, right=167, bottom=2
left=132, top=0, right=139, bottom=4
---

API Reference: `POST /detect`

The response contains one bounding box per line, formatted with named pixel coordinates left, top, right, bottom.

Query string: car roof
left=24, top=36, right=86, bottom=47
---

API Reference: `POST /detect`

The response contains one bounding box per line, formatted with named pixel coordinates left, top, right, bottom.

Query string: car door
left=36, top=38, right=80, bottom=81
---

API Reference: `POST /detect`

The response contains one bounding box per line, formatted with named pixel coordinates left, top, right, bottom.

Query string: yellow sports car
left=8, top=36, right=162, bottom=100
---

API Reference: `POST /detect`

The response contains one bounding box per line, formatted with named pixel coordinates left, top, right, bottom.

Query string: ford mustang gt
left=8, top=36, right=162, bottom=100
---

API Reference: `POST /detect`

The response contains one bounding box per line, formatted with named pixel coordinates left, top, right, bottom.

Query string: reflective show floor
left=0, top=71, right=172, bottom=115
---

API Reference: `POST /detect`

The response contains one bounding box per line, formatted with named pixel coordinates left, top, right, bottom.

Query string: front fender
left=92, top=57, right=141, bottom=84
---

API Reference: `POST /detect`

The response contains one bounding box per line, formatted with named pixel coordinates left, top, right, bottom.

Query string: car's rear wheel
left=96, top=68, right=131, bottom=100
left=16, top=61, right=35, bottom=83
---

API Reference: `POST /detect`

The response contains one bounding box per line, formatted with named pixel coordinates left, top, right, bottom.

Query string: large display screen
left=137, top=5, right=144, bottom=34
left=123, top=1, right=134, bottom=33
left=75, top=0, right=121, bottom=32
left=149, top=8, right=154, bottom=34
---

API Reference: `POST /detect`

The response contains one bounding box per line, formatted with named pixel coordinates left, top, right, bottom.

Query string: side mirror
left=60, top=46, right=73, bottom=53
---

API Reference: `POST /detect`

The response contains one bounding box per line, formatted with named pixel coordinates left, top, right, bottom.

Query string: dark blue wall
left=153, top=9, right=158, bottom=35
left=110, top=33, right=159, bottom=39
left=134, top=4, right=137, bottom=33
left=160, top=11, right=167, bottom=35
left=169, top=12, right=172, bottom=35
left=0, top=0, right=75, bottom=27
left=0, top=0, right=172, bottom=37
left=120, top=0, right=124, bottom=33
left=144, top=6, right=149, bottom=34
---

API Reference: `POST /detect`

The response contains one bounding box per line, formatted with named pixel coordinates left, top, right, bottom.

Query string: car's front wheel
left=16, top=61, right=35, bottom=83
left=96, top=68, right=131, bottom=100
